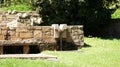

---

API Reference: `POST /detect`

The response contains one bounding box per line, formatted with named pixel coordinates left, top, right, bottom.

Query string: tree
left=33, top=0, right=119, bottom=36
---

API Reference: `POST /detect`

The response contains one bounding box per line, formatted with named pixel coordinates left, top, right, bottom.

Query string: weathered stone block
left=11, top=36, right=22, bottom=40
left=0, top=29, right=1, bottom=35
left=61, top=31, right=67, bottom=38
left=79, top=35, right=84, bottom=41
left=15, top=33, right=20, bottom=37
left=59, top=24, right=67, bottom=38
left=9, top=31, right=16, bottom=36
left=78, top=26, right=83, bottom=30
left=23, top=45, right=29, bottom=54
left=34, top=30, right=42, bottom=38
left=0, top=46, right=3, bottom=54
left=33, top=26, right=42, bottom=30
left=50, top=28, right=54, bottom=36
left=1, top=27, right=8, bottom=30
left=42, top=26, right=53, bottom=37
left=16, top=27, right=32, bottom=33
left=0, top=36, right=4, bottom=40
left=67, top=27, right=72, bottom=33
left=72, top=31, right=78, bottom=36
left=20, top=32, right=33, bottom=38
left=16, top=28, right=27, bottom=32
left=2, top=30, right=7, bottom=35
left=80, top=41, right=84, bottom=46
left=74, top=39, right=80, bottom=43
left=42, top=26, right=50, bottom=31
left=52, top=24, right=60, bottom=38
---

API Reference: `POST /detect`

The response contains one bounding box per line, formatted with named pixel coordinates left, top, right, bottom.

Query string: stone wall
left=0, top=11, right=40, bottom=26
left=0, top=25, right=84, bottom=51
left=67, top=26, right=84, bottom=47
left=0, top=11, right=84, bottom=54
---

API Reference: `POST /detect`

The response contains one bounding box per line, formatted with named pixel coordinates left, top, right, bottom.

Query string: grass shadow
left=57, top=41, right=78, bottom=51
left=83, top=43, right=91, bottom=48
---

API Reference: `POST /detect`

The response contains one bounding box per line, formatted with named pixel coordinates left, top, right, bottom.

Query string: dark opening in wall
left=29, top=45, right=40, bottom=54
left=4, top=46, right=23, bottom=54
left=3, top=45, right=41, bottom=54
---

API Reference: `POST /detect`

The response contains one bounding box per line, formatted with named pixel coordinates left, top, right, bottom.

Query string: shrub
left=33, top=0, right=118, bottom=36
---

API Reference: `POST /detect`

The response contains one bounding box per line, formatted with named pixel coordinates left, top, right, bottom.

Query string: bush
left=34, top=0, right=118, bottom=36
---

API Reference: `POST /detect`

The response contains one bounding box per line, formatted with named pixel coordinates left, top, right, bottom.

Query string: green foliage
left=1, top=0, right=34, bottom=11
left=3, top=4, right=32, bottom=11
left=33, top=0, right=86, bottom=25
left=112, top=8, right=120, bottom=19
left=33, top=0, right=118, bottom=36
left=1, top=0, right=34, bottom=8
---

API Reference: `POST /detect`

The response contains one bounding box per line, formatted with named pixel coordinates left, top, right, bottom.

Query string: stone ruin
left=0, top=11, right=84, bottom=54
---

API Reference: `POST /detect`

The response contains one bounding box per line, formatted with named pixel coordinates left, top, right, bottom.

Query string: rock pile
left=0, top=10, right=43, bottom=28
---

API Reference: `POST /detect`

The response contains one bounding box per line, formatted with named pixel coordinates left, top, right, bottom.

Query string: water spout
left=60, top=32, right=63, bottom=51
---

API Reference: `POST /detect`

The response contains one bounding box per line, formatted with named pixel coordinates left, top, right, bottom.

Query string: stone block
left=9, top=31, right=16, bottom=36
left=11, top=37, right=22, bottom=40
left=50, top=29, right=54, bottom=36
left=33, top=26, right=42, bottom=30
left=0, top=46, right=3, bottom=54
left=74, top=39, right=80, bottom=43
left=67, top=27, right=72, bottom=33
left=42, top=26, right=51, bottom=31
left=59, top=24, right=67, bottom=38
left=15, top=33, right=20, bottom=37
left=52, top=24, right=60, bottom=38
left=78, top=35, right=84, bottom=41
left=34, top=30, right=42, bottom=38
left=9, top=27, right=16, bottom=31
left=80, top=42, right=84, bottom=46
left=16, top=27, right=28, bottom=32
left=42, top=26, right=53, bottom=37
left=0, top=36, right=4, bottom=40
left=1, top=27, right=8, bottom=30
left=16, top=27, right=33, bottom=33
left=2, top=30, right=6, bottom=35
left=0, top=29, right=2, bottom=35
left=61, top=31, right=67, bottom=38
left=72, top=31, right=78, bottom=36
left=20, top=32, right=33, bottom=38
left=78, top=26, right=83, bottom=30
left=23, top=45, right=29, bottom=54
left=77, top=30, right=84, bottom=35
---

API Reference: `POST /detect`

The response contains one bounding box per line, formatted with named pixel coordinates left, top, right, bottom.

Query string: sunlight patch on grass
left=112, top=9, right=120, bottom=19
left=3, top=4, right=33, bottom=11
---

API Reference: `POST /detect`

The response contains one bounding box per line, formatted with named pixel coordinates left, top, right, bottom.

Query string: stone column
left=0, top=46, right=3, bottom=54
left=59, top=24, right=67, bottom=38
left=23, top=45, right=29, bottom=54
left=52, top=24, right=60, bottom=38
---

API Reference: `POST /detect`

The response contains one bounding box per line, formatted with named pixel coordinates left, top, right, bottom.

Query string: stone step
left=0, top=54, right=58, bottom=61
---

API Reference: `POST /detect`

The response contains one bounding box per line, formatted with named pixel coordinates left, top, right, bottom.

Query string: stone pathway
left=0, top=54, right=58, bottom=61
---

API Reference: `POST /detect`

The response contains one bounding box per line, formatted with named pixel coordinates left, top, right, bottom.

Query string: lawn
left=112, top=8, right=120, bottom=19
left=0, top=37, right=120, bottom=67
left=2, top=4, right=33, bottom=11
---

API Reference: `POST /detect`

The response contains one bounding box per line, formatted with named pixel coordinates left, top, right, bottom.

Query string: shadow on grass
left=57, top=41, right=78, bottom=51
left=83, top=43, right=91, bottom=48
left=100, top=36, right=120, bottom=40
left=87, top=36, right=120, bottom=40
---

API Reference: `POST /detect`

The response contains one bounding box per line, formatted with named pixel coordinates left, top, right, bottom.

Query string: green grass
left=0, top=37, right=120, bottom=67
left=2, top=4, right=33, bottom=11
left=112, top=9, right=120, bottom=19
